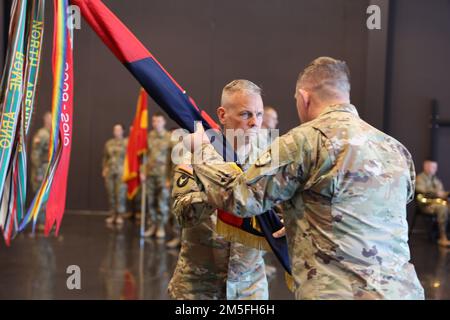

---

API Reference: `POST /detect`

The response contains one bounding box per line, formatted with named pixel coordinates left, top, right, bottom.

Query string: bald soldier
left=168, top=80, right=269, bottom=300
left=188, top=57, right=424, bottom=300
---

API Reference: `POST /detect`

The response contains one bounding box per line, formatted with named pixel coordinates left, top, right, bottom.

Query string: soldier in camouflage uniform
left=416, top=160, right=450, bottom=247
left=102, top=124, right=127, bottom=226
left=166, top=127, right=183, bottom=249
left=142, top=112, right=172, bottom=239
left=30, top=112, right=52, bottom=230
left=168, top=80, right=269, bottom=300
left=189, top=57, right=425, bottom=300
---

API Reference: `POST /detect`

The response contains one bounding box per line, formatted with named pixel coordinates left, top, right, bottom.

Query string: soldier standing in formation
left=416, top=159, right=450, bottom=247
left=142, top=112, right=172, bottom=239
left=30, top=111, right=52, bottom=231
left=102, top=124, right=127, bottom=226
left=168, top=80, right=269, bottom=300
left=187, top=57, right=424, bottom=300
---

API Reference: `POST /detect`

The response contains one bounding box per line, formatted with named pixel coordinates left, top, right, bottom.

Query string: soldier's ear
left=217, top=106, right=227, bottom=125
left=298, top=89, right=310, bottom=109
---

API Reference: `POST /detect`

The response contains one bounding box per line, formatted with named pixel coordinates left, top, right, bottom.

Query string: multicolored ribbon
left=0, top=0, right=28, bottom=236
left=19, top=0, right=73, bottom=236
left=0, top=0, right=45, bottom=244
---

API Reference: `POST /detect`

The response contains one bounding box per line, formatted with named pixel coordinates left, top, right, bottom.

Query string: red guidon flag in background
left=123, top=88, right=148, bottom=199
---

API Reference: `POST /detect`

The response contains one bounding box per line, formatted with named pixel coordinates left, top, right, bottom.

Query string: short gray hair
left=221, top=79, right=262, bottom=106
left=296, top=57, right=350, bottom=100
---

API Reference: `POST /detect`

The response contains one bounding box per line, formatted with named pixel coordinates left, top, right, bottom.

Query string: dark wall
left=386, top=0, right=450, bottom=187
left=7, top=0, right=449, bottom=211
left=26, top=0, right=371, bottom=211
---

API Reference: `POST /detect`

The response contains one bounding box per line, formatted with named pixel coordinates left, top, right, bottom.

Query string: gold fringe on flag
left=285, top=272, right=295, bottom=292
left=216, top=218, right=272, bottom=251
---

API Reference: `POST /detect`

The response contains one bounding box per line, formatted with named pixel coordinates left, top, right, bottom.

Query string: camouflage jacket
left=145, top=129, right=172, bottom=177
left=168, top=143, right=267, bottom=300
left=31, top=127, right=50, bottom=169
left=193, top=103, right=425, bottom=300
left=102, top=138, right=127, bottom=176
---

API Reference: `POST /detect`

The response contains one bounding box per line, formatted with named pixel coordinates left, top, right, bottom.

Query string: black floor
left=0, top=212, right=448, bottom=300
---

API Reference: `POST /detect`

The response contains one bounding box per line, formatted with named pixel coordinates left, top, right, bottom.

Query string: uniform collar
left=153, top=129, right=167, bottom=137
left=318, top=103, right=359, bottom=118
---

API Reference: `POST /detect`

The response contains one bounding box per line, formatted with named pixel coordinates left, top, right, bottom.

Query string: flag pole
left=140, top=154, right=147, bottom=237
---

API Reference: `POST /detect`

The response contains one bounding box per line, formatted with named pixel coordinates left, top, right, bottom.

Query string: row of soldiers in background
left=101, top=112, right=180, bottom=248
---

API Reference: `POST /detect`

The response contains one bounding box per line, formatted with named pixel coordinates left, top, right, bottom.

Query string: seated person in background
left=416, top=159, right=450, bottom=247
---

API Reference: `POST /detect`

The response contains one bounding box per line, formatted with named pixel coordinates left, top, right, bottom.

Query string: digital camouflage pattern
left=168, top=165, right=229, bottom=299
left=193, top=103, right=425, bottom=300
left=103, top=137, right=127, bottom=214
left=144, top=129, right=172, bottom=226
left=145, top=129, right=172, bottom=177
left=168, top=143, right=268, bottom=300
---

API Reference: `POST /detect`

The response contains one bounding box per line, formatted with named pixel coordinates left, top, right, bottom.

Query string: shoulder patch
left=176, top=173, right=191, bottom=188
left=177, top=164, right=193, bottom=176
left=255, top=151, right=272, bottom=167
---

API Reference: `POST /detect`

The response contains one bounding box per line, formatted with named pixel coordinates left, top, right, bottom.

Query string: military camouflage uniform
left=31, top=127, right=50, bottom=192
left=168, top=166, right=229, bottom=299
left=145, top=129, right=172, bottom=228
left=193, top=103, right=425, bottom=300
left=167, top=134, right=183, bottom=240
left=103, top=137, right=127, bottom=214
left=416, top=172, right=449, bottom=237
left=168, top=144, right=268, bottom=300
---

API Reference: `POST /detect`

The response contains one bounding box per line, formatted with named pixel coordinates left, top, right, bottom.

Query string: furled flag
left=123, top=88, right=148, bottom=199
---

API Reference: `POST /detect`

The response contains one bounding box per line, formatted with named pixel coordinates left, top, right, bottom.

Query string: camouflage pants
left=31, top=165, right=47, bottom=224
left=104, top=173, right=127, bottom=214
left=146, top=175, right=169, bottom=226
left=127, top=189, right=142, bottom=214
left=227, top=244, right=269, bottom=300
left=422, top=203, right=449, bottom=236
left=167, top=185, right=181, bottom=237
